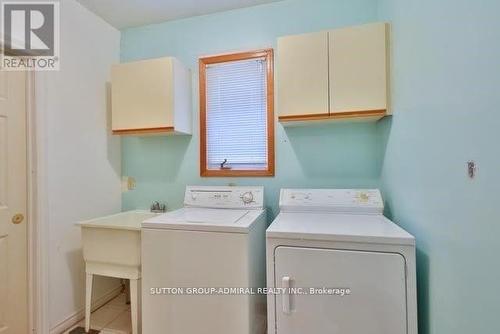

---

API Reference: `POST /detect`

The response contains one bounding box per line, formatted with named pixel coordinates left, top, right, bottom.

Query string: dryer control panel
left=279, top=189, right=383, bottom=214
left=184, top=186, right=264, bottom=209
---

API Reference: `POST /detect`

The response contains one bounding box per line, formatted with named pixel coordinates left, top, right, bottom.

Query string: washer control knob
left=241, top=191, right=254, bottom=204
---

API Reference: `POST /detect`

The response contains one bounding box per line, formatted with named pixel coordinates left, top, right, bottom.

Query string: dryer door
left=274, top=246, right=407, bottom=334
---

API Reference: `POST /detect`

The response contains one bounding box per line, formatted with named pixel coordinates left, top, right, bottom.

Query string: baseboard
left=49, top=284, right=123, bottom=334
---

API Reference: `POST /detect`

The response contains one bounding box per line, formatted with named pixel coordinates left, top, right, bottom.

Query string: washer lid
left=142, top=208, right=262, bottom=233
left=267, top=212, right=415, bottom=245
left=166, top=208, right=249, bottom=224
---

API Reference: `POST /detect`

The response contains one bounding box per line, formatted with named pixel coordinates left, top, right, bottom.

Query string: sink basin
left=78, top=210, right=157, bottom=279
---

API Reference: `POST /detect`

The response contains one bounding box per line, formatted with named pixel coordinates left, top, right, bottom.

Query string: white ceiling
left=76, top=0, right=283, bottom=29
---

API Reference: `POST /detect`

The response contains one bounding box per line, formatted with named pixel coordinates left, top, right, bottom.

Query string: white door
left=0, top=71, right=28, bottom=334
left=274, top=247, right=407, bottom=334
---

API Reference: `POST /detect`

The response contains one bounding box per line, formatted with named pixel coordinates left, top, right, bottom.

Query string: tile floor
left=65, top=293, right=132, bottom=334
left=65, top=292, right=267, bottom=334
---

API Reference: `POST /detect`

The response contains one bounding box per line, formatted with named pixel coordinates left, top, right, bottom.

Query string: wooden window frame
left=199, top=49, right=275, bottom=177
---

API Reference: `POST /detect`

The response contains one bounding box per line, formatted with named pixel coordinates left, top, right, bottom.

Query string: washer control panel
left=184, top=186, right=264, bottom=209
left=279, top=189, right=383, bottom=214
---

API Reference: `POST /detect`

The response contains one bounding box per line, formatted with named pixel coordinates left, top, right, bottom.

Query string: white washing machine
left=141, top=186, right=267, bottom=334
left=266, top=189, right=417, bottom=334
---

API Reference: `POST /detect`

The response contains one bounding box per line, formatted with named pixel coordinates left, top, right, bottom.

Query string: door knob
left=12, top=213, right=24, bottom=224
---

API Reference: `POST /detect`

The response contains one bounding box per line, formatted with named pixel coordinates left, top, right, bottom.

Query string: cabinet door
left=274, top=246, right=407, bottom=334
left=111, top=57, right=174, bottom=132
left=277, top=31, right=329, bottom=119
left=329, top=23, right=388, bottom=114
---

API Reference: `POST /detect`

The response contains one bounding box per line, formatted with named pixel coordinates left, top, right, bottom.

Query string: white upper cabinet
left=277, top=31, right=329, bottom=120
left=111, top=57, right=191, bottom=135
left=329, top=22, right=388, bottom=115
left=277, top=22, right=389, bottom=125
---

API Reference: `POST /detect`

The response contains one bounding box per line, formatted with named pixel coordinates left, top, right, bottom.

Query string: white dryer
left=141, top=186, right=267, bottom=334
left=266, top=189, right=417, bottom=334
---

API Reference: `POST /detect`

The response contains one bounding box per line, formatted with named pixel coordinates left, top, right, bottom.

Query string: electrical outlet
left=122, top=176, right=136, bottom=192
left=467, top=161, right=477, bottom=179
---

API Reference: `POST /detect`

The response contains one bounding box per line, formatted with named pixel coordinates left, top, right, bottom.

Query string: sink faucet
left=150, top=201, right=166, bottom=213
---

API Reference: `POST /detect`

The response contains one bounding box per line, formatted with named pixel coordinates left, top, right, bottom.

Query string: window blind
left=205, top=57, right=268, bottom=169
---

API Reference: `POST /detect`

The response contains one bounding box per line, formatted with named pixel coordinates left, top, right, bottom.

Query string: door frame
left=1, top=40, right=48, bottom=334
left=29, top=69, right=50, bottom=334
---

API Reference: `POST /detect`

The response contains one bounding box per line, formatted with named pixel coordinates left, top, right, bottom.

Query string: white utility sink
left=78, top=210, right=158, bottom=334
left=78, top=210, right=157, bottom=277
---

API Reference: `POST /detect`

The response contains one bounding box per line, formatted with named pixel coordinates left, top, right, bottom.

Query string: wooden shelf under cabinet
left=278, top=109, right=387, bottom=126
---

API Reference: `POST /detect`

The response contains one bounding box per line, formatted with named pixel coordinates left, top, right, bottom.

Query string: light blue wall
left=378, top=0, right=500, bottom=333
left=120, top=0, right=382, bottom=216
left=121, top=1, right=500, bottom=333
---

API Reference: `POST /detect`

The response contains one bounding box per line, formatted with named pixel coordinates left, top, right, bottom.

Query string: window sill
left=201, top=168, right=275, bottom=177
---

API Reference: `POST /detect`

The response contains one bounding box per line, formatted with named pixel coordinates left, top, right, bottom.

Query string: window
left=199, top=49, right=274, bottom=177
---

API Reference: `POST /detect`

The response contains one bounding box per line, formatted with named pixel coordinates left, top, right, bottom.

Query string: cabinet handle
left=282, top=276, right=291, bottom=314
